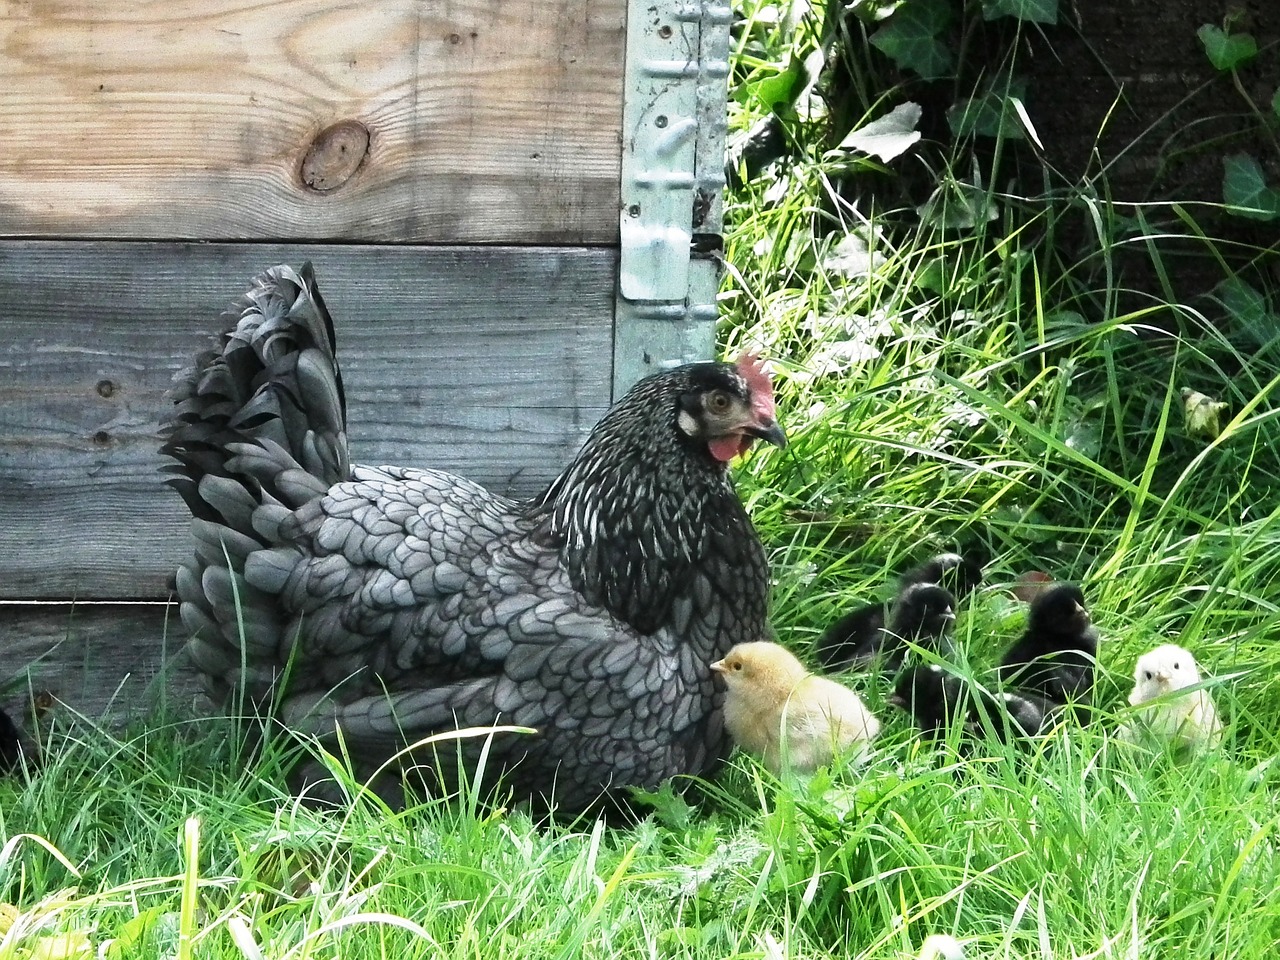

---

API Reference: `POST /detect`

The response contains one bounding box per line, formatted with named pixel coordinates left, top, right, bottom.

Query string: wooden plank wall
left=0, top=0, right=626, bottom=243
left=0, top=241, right=616, bottom=600
left=0, top=0, right=636, bottom=722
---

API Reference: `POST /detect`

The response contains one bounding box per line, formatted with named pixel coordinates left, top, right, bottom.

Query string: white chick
left=1118, top=643, right=1223, bottom=752
left=711, top=641, right=880, bottom=774
left=916, top=935, right=966, bottom=960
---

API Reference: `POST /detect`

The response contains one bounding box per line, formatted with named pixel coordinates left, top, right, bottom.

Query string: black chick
left=0, top=707, right=36, bottom=774
left=817, top=551, right=980, bottom=671
left=889, top=665, right=1055, bottom=744
left=817, top=583, right=955, bottom=671
left=888, top=664, right=970, bottom=737
left=996, top=583, right=1099, bottom=714
left=901, top=552, right=984, bottom=600
left=878, top=583, right=958, bottom=671
left=967, top=688, right=1057, bottom=743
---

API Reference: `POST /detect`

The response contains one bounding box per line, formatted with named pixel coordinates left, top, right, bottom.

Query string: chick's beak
left=887, top=694, right=908, bottom=711
left=709, top=659, right=726, bottom=674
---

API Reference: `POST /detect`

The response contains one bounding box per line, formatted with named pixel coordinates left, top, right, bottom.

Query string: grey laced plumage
left=161, top=264, right=782, bottom=811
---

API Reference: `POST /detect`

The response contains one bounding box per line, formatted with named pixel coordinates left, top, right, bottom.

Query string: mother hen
left=161, top=264, right=785, bottom=812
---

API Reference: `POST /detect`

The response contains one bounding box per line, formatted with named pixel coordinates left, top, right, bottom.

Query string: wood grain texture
left=0, top=240, right=615, bottom=600
left=0, top=602, right=203, bottom=728
left=0, top=0, right=625, bottom=243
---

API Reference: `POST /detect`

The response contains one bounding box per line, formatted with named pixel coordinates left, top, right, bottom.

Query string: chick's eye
left=1172, top=663, right=1180, bottom=670
left=706, top=390, right=732, bottom=414
left=732, top=661, right=743, bottom=671
left=1144, top=671, right=1153, bottom=681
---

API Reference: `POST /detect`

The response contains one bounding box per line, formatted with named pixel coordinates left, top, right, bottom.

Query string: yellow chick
left=711, top=641, right=880, bottom=774
left=1118, top=643, right=1223, bottom=753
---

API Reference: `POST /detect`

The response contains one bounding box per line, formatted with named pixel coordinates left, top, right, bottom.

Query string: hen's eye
left=706, top=390, right=732, bottom=414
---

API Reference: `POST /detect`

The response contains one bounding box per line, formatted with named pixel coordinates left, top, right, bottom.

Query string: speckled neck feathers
left=529, top=368, right=770, bottom=645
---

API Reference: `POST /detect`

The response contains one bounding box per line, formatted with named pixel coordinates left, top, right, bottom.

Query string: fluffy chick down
left=1118, top=643, right=1223, bottom=753
left=712, top=641, right=880, bottom=774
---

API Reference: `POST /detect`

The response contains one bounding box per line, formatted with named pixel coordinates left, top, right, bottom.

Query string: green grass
left=4, top=1, right=1280, bottom=957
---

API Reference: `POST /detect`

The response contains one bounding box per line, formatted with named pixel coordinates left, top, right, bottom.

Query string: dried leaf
left=1181, top=388, right=1228, bottom=440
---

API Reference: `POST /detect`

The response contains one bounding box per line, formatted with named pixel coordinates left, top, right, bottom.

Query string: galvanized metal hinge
left=614, top=0, right=731, bottom=396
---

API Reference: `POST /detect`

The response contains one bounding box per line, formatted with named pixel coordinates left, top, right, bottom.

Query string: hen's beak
left=709, top=659, right=726, bottom=674
left=746, top=417, right=787, bottom=449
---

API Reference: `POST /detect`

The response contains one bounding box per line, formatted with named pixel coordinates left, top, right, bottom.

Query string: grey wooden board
left=0, top=603, right=202, bottom=728
left=0, top=241, right=615, bottom=600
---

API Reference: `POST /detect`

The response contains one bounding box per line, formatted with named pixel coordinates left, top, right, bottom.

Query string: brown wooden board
left=0, top=602, right=201, bottom=728
left=0, top=0, right=624, bottom=244
left=0, top=240, right=615, bottom=600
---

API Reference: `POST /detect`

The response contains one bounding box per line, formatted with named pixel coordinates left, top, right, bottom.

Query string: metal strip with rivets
left=614, top=0, right=731, bottom=396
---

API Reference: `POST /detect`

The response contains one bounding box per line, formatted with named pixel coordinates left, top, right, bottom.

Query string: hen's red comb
left=735, top=351, right=777, bottom=417
left=735, top=351, right=772, bottom=391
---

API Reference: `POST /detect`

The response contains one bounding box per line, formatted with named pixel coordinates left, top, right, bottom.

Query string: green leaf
left=1197, top=24, right=1257, bottom=71
left=948, top=78, right=1030, bottom=140
left=626, top=781, right=694, bottom=830
left=747, top=61, right=802, bottom=112
left=870, top=0, right=953, bottom=80
left=1272, top=86, right=1280, bottom=119
left=984, top=0, right=1058, bottom=25
left=1222, top=153, right=1280, bottom=220
left=917, top=179, right=999, bottom=230
left=1214, top=276, right=1280, bottom=350
left=835, top=102, right=923, bottom=161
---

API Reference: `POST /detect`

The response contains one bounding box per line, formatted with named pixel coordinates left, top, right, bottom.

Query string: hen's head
left=667, top=354, right=786, bottom=462
left=533, top=352, right=783, bottom=641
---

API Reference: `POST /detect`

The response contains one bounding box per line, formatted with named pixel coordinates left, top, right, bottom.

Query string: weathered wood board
left=0, top=241, right=615, bottom=600
left=0, top=0, right=624, bottom=244
left=0, top=602, right=202, bottom=726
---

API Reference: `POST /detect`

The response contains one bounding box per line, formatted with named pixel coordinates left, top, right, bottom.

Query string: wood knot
left=96, top=379, right=115, bottom=398
left=300, top=120, right=370, bottom=192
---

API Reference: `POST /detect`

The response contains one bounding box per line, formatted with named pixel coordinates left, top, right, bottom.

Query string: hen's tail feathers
left=161, top=262, right=349, bottom=512
left=160, top=263, right=349, bottom=699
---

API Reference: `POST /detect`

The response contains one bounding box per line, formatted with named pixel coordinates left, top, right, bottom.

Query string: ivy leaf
left=835, top=102, right=923, bottom=161
left=1222, top=153, right=1280, bottom=220
left=949, top=78, right=1030, bottom=140
left=917, top=178, right=999, bottom=230
left=1197, top=24, right=1257, bottom=71
left=1214, top=276, right=1280, bottom=350
left=870, top=0, right=953, bottom=80
left=747, top=60, right=803, bottom=112
left=984, top=0, right=1058, bottom=25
